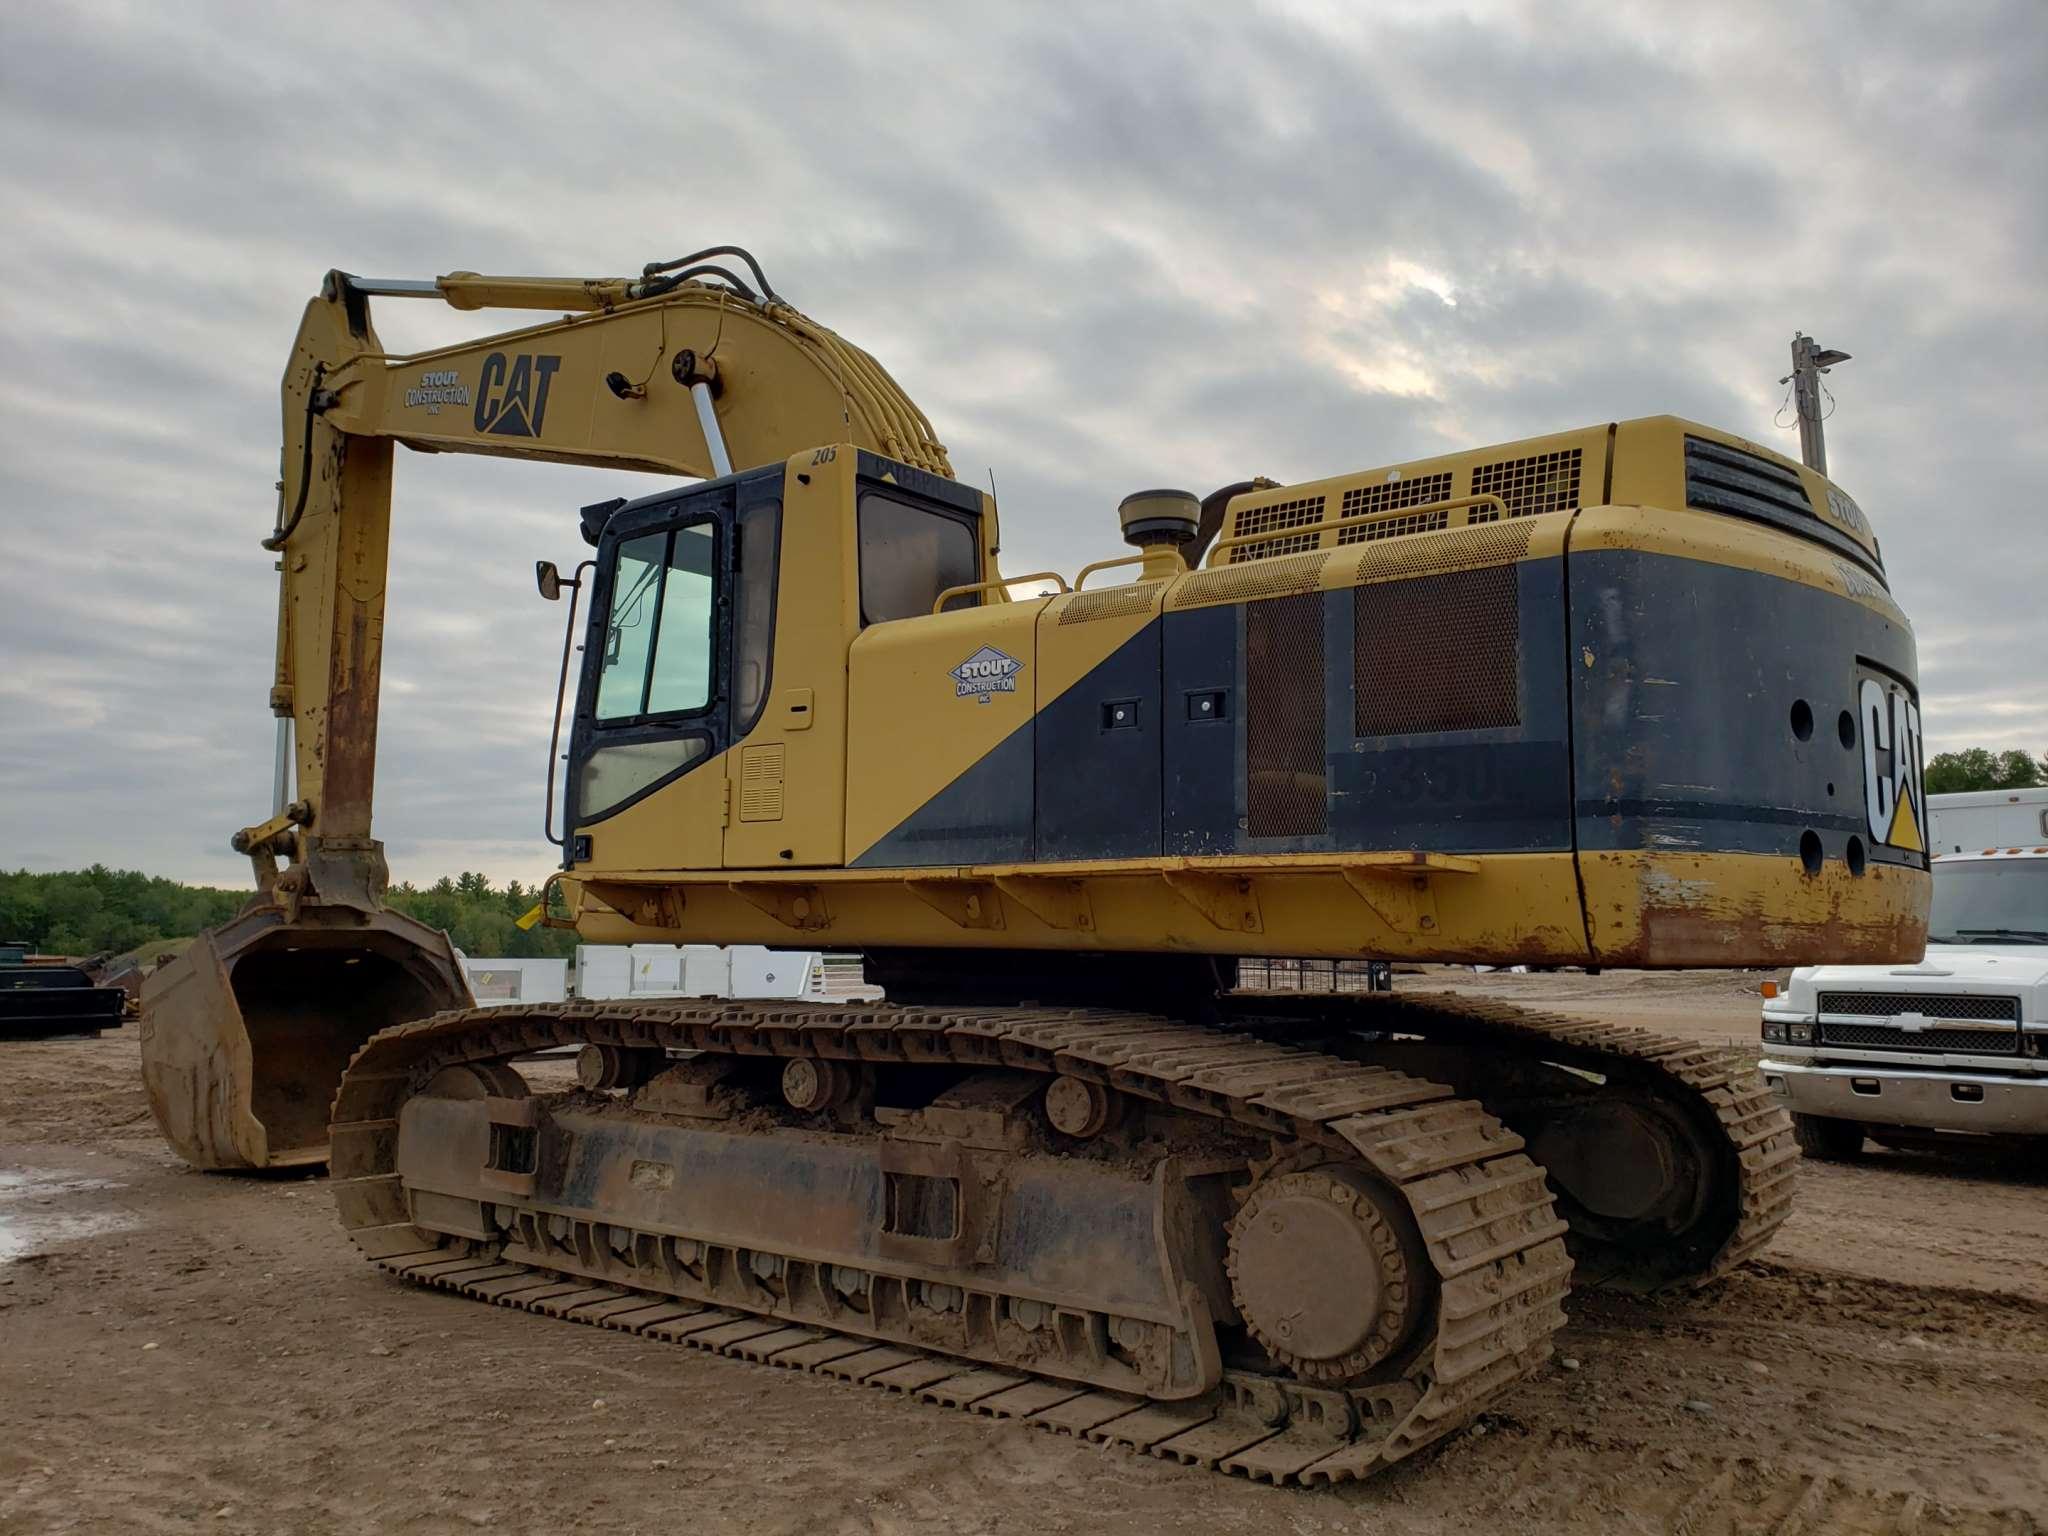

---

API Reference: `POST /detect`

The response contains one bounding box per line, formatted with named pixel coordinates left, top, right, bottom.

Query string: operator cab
left=541, top=452, right=990, bottom=861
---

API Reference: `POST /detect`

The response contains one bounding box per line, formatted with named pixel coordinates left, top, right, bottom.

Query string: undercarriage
left=330, top=990, right=1793, bottom=1485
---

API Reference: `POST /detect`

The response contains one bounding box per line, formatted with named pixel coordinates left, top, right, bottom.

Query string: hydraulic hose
left=1184, top=478, right=1274, bottom=568
left=262, top=364, right=325, bottom=552
left=640, top=245, right=783, bottom=305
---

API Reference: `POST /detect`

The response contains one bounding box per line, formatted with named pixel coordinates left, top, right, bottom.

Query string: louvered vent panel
left=1057, top=582, right=1161, bottom=625
left=1355, top=565, right=1521, bottom=736
left=1470, top=448, right=1581, bottom=522
left=740, top=743, right=786, bottom=823
left=1336, top=471, right=1454, bottom=544
left=1229, top=494, right=1327, bottom=561
left=1247, top=591, right=1327, bottom=838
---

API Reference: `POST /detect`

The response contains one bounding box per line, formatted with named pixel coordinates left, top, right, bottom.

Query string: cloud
left=1, top=0, right=2042, bottom=888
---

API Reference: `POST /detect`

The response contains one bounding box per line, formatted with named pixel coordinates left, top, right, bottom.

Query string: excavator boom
left=143, top=255, right=959, bottom=1169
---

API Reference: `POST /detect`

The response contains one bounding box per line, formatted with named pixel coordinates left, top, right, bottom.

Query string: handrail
left=1072, top=554, right=1147, bottom=590
left=1204, top=493, right=1511, bottom=567
left=931, top=571, right=1069, bottom=615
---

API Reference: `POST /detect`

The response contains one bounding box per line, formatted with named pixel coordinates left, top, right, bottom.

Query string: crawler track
left=329, top=1001, right=1573, bottom=1486
left=1228, top=990, right=1800, bottom=1289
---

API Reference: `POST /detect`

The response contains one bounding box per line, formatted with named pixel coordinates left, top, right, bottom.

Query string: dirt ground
left=3, top=973, right=2043, bottom=1535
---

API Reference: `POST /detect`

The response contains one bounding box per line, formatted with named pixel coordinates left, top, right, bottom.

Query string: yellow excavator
left=142, top=248, right=1927, bottom=1485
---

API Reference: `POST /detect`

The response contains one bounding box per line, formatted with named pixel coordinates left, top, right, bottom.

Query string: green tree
left=0, top=867, right=244, bottom=955
left=1923, top=747, right=2046, bottom=795
left=384, top=873, right=575, bottom=960
left=0, top=867, right=572, bottom=960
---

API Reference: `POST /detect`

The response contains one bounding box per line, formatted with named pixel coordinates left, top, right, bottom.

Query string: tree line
left=1923, top=747, right=2048, bottom=796
left=0, top=866, right=573, bottom=960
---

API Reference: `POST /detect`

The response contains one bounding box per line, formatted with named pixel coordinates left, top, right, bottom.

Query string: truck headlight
left=1788, top=1020, right=1816, bottom=1044
left=1762, top=1019, right=1786, bottom=1043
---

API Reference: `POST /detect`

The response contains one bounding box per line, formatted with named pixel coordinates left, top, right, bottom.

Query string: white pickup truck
left=1761, top=837, right=2048, bottom=1159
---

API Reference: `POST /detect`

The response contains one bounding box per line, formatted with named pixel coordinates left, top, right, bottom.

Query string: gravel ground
left=2, top=974, right=2042, bottom=1535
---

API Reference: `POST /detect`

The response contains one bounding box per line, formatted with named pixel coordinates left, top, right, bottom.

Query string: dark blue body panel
left=852, top=547, right=1915, bottom=877
left=1569, top=548, right=1918, bottom=866
left=1037, top=623, right=1165, bottom=862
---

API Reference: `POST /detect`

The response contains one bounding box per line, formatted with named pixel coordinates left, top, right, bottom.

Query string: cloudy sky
left=2, top=0, right=2042, bottom=889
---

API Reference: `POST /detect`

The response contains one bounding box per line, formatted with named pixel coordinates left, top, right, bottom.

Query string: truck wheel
left=1791, top=1113, right=1865, bottom=1161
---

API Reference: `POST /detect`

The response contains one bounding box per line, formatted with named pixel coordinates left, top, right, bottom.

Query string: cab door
left=565, top=479, right=740, bottom=874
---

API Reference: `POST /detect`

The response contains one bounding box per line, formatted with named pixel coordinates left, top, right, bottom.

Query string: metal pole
left=1784, top=333, right=1850, bottom=476
left=690, top=381, right=734, bottom=478
left=271, top=716, right=292, bottom=818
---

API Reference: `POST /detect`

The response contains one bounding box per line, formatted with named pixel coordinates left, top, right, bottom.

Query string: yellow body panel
left=845, top=600, right=1046, bottom=861
left=1036, top=583, right=1164, bottom=699
left=564, top=847, right=1922, bottom=971
left=720, top=452, right=865, bottom=869
left=1578, top=851, right=1922, bottom=967
left=1607, top=417, right=1883, bottom=569
left=1566, top=503, right=1907, bottom=625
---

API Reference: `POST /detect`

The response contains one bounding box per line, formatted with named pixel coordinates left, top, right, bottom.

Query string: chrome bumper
left=1760, top=1057, right=2048, bottom=1136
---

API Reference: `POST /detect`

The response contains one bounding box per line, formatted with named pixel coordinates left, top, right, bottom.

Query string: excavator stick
left=141, top=900, right=470, bottom=1171
left=139, top=256, right=945, bottom=1173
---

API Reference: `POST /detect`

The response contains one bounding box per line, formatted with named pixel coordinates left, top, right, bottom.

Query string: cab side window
left=858, top=493, right=979, bottom=625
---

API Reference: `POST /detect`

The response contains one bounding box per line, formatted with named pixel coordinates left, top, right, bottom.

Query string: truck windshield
left=1927, top=859, right=2048, bottom=944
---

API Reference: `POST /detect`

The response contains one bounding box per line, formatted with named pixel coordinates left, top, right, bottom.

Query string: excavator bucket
left=141, top=902, right=472, bottom=1171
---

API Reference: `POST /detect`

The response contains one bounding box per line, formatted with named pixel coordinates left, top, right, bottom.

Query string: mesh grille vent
left=1362, top=508, right=1449, bottom=542
left=1057, top=582, right=1161, bottom=625
left=1817, top=992, right=2019, bottom=1022
left=1470, top=448, right=1581, bottom=522
left=1336, top=471, right=1454, bottom=545
left=1355, top=565, right=1520, bottom=736
left=1818, top=1021, right=2020, bottom=1055
left=1246, top=592, right=1327, bottom=838
left=1169, top=552, right=1329, bottom=610
left=1229, top=494, right=1327, bottom=561
left=1354, top=521, right=1532, bottom=585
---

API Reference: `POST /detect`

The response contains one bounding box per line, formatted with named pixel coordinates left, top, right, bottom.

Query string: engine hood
left=1784, top=944, right=2048, bottom=1014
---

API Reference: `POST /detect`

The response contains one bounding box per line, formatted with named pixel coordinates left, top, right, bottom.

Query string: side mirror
left=536, top=560, right=564, bottom=601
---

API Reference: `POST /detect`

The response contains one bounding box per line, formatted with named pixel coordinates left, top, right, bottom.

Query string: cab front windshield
left=594, top=523, right=716, bottom=720
left=1927, top=859, right=2048, bottom=944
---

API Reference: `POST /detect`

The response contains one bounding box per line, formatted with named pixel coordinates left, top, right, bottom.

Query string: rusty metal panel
left=1246, top=592, right=1326, bottom=839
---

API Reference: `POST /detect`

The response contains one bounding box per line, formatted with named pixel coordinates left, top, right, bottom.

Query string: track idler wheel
left=780, top=1056, right=861, bottom=1112
left=577, top=1044, right=668, bottom=1091
left=1227, top=1167, right=1427, bottom=1381
left=1044, top=1076, right=1122, bottom=1138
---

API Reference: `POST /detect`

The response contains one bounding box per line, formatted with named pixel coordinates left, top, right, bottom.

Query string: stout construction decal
left=951, top=646, right=1022, bottom=704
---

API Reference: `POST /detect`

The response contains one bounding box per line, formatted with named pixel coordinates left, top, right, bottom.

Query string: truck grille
left=1817, top=992, right=2019, bottom=1020
left=1816, top=992, right=2022, bottom=1055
